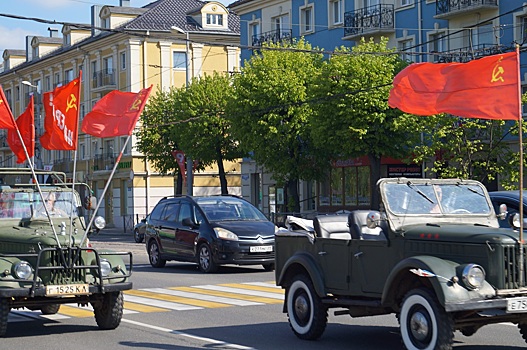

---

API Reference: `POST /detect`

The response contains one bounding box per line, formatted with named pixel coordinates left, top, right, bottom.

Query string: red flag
left=7, top=96, right=35, bottom=164
left=388, top=51, right=519, bottom=120
left=0, top=86, right=16, bottom=129
left=81, top=85, right=153, bottom=138
left=40, top=73, right=82, bottom=150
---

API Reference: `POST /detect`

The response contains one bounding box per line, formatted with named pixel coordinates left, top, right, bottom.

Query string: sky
left=0, top=0, right=232, bottom=55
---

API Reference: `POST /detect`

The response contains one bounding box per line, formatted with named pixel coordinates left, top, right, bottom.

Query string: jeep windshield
left=0, top=190, right=78, bottom=219
left=383, top=181, right=491, bottom=215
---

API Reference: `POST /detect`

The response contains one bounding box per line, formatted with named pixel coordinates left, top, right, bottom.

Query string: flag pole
left=80, top=134, right=132, bottom=247
left=516, top=45, right=524, bottom=286
left=68, top=71, right=82, bottom=244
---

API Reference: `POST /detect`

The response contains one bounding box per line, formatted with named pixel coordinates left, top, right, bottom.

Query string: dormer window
left=206, top=13, right=223, bottom=26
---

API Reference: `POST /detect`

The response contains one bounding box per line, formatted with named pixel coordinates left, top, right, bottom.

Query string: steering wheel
left=451, top=209, right=471, bottom=214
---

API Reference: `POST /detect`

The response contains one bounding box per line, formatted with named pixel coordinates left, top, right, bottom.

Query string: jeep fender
left=382, top=255, right=495, bottom=310
left=0, top=257, right=34, bottom=286
left=276, top=252, right=325, bottom=297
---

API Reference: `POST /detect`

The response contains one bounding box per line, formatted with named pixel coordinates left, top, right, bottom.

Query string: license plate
left=507, top=297, right=527, bottom=313
left=46, top=284, right=90, bottom=296
left=250, top=245, right=273, bottom=253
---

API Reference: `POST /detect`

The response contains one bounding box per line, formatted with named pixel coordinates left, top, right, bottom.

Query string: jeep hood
left=402, top=223, right=520, bottom=244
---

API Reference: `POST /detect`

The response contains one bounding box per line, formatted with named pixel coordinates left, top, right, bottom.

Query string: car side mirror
left=182, top=217, right=198, bottom=228
left=497, top=203, right=508, bottom=220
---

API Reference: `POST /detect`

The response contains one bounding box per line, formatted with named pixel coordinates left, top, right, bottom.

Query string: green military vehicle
left=275, top=177, right=527, bottom=350
left=0, top=168, right=132, bottom=336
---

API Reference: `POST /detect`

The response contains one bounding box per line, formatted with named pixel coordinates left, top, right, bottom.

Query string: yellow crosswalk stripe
left=172, top=286, right=282, bottom=304
left=124, top=301, right=169, bottom=313
left=57, top=305, right=93, bottom=318
left=220, top=283, right=285, bottom=294
left=125, top=289, right=231, bottom=308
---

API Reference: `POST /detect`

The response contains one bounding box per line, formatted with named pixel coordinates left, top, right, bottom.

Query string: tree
left=230, top=39, right=327, bottom=212
left=310, top=37, right=421, bottom=210
left=174, top=72, right=244, bottom=195
left=135, top=88, right=185, bottom=194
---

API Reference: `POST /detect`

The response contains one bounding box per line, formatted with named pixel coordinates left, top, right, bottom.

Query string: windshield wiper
left=407, top=181, right=434, bottom=204
left=456, top=182, right=485, bottom=197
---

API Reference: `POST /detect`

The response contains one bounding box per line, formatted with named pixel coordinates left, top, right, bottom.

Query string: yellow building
left=0, top=0, right=241, bottom=229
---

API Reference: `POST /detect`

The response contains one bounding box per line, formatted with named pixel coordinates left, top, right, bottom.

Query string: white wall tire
left=286, top=274, right=327, bottom=340
left=400, top=288, right=453, bottom=350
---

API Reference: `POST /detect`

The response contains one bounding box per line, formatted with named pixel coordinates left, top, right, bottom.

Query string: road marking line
left=173, top=286, right=281, bottom=304
left=196, top=285, right=284, bottom=299
left=145, top=287, right=262, bottom=306
left=123, top=294, right=202, bottom=311
left=124, top=301, right=169, bottom=313
left=244, top=282, right=282, bottom=290
left=122, top=318, right=255, bottom=350
left=56, top=305, right=94, bottom=318
left=236, top=283, right=285, bottom=293
left=125, top=289, right=230, bottom=308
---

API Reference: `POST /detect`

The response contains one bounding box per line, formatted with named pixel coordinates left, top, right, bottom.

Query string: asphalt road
left=1, top=229, right=527, bottom=349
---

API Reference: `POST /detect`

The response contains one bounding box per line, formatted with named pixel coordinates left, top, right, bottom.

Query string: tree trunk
left=217, top=155, right=228, bottom=195
left=287, top=179, right=300, bottom=212
left=368, top=154, right=382, bottom=210
left=175, top=171, right=183, bottom=195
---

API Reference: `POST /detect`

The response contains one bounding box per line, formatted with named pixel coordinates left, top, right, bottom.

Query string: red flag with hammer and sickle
left=40, top=72, right=82, bottom=150
left=81, top=85, right=153, bottom=138
left=389, top=51, right=520, bottom=120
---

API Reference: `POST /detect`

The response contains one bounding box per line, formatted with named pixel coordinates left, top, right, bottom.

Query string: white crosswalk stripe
left=142, top=288, right=264, bottom=306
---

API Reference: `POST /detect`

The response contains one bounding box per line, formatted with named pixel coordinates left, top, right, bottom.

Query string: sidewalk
left=89, top=226, right=134, bottom=243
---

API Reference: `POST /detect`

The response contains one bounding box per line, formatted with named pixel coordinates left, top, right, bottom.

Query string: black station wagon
left=144, top=195, right=276, bottom=272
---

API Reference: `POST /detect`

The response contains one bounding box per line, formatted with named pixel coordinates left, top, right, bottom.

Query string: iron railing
left=92, top=69, right=116, bottom=89
left=436, top=0, right=498, bottom=16
left=252, top=29, right=293, bottom=47
left=344, top=4, right=394, bottom=37
left=435, top=44, right=506, bottom=63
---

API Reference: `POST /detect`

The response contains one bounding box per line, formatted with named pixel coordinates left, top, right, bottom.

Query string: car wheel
left=262, top=263, right=275, bottom=271
left=41, top=304, right=60, bottom=315
left=93, top=291, right=123, bottom=330
left=148, top=241, right=166, bottom=268
left=0, top=298, right=10, bottom=336
left=133, top=228, right=144, bottom=243
left=286, top=274, right=327, bottom=340
left=400, top=288, right=453, bottom=350
left=197, top=243, right=218, bottom=273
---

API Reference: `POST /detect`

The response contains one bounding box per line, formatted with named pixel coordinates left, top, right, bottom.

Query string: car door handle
left=318, top=251, right=327, bottom=256
left=354, top=252, right=363, bottom=259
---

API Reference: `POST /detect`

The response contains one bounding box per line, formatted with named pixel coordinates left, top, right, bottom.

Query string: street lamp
left=171, top=26, right=193, bottom=195
left=21, top=80, right=42, bottom=172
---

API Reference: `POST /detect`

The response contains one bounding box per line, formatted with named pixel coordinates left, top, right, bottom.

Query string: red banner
left=0, top=86, right=16, bottom=129
left=81, top=85, right=153, bottom=138
left=7, top=96, right=34, bottom=163
left=40, top=73, right=82, bottom=150
left=389, top=51, right=520, bottom=120
left=171, top=150, right=187, bottom=182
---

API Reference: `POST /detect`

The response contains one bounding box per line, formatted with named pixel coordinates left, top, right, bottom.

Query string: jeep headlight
left=214, top=227, right=239, bottom=241
left=14, top=261, right=32, bottom=279
left=100, top=259, right=112, bottom=277
left=462, top=264, right=485, bottom=290
left=94, top=216, right=106, bottom=230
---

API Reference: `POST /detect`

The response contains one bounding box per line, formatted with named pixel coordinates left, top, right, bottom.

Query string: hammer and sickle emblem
left=491, top=57, right=505, bottom=83
left=66, top=94, right=77, bottom=113
left=0, top=99, right=3, bottom=105
left=130, top=98, right=142, bottom=111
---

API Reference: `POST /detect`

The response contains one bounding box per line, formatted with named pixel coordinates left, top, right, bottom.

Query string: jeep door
left=317, top=238, right=351, bottom=291
left=353, top=239, right=392, bottom=294
left=174, top=201, right=200, bottom=257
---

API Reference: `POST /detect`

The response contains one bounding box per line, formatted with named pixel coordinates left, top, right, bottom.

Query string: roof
left=124, top=0, right=240, bottom=34
left=3, top=49, right=26, bottom=57
left=228, top=0, right=257, bottom=10
left=33, top=37, right=63, bottom=45
left=105, top=6, right=149, bottom=16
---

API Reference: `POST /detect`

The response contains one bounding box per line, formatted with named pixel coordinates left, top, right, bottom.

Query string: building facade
left=229, top=0, right=527, bottom=217
left=0, top=0, right=241, bottom=229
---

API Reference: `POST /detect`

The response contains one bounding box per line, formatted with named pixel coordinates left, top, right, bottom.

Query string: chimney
left=91, top=5, right=102, bottom=36
left=120, top=0, right=130, bottom=6
left=48, top=27, right=59, bottom=38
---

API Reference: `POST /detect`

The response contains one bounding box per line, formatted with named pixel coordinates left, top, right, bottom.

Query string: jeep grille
left=503, top=245, right=527, bottom=289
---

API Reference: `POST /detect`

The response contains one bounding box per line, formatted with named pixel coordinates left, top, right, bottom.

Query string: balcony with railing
left=92, top=69, right=116, bottom=91
left=92, top=152, right=116, bottom=171
left=343, top=4, right=394, bottom=40
left=436, top=0, right=498, bottom=19
left=434, top=43, right=506, bottom=63
left=252, top=29, right=293, bottom=48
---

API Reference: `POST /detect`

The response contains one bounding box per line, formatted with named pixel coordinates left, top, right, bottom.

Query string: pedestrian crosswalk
left=8, top=281, right=284, bottom=322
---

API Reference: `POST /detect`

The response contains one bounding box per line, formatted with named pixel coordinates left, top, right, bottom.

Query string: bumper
left=0, top=282, right=133, bottom=298
left=213, top=241, right=275, bottom=265
left=446, top=295, right=524, bottom=313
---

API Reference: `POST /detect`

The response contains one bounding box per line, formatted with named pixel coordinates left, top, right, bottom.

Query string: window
left=273, top=14, right=290, bottom=37
left=54, top=73, right=61, bottom=87
left=80, top=143, right=86, bottom=160
left=329, top=0, right=343, bottom=26
left=465, top=23, right=494, bottom=48
left=120, top=52, right=126, bottom=70
left=103, top=56, right=113, bottom=74
left=45, top=76, right=51, bottom=91
left=15, top=87, right=19, bottom=101
left=65, top=69, right=73, bottom=83
left=429, top=32, right=446, bottom=62
left=319, top=166, right=371, bottom=207
left=173, top=51, right=187, bottom=69
left=300, top=5, right=314, bottom=34
left=120, top=136, right=130, bottom=154
left=250, top=21, right=260, bottom=43
left=364, top=0, right=380, bottom=7
left=400, top=0, right=413, bottom=6
left=32, top=46, right=38, bottom=59
left=34, top=79, right=41, bottom=93
left=206, top=13, right=223, bottom=26
left=399, top=39, right=413, bottom=62
left=4, top=89, right=11, bottom=108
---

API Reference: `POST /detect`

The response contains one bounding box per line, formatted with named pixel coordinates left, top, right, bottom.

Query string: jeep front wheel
left=286, top=274, right=327, bottom=340
left=400, top=288, right=453, bottom=350
left=93, top=291, right=124, bottom=330
left=41, top=304, right=60, bottom=315
left=0, top=298, right=10, bottom=336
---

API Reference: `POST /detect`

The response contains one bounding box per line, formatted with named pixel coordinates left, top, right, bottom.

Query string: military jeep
left=275, top=177, right=527, bottom=349
left=0, top=168, right=132, bottom=336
